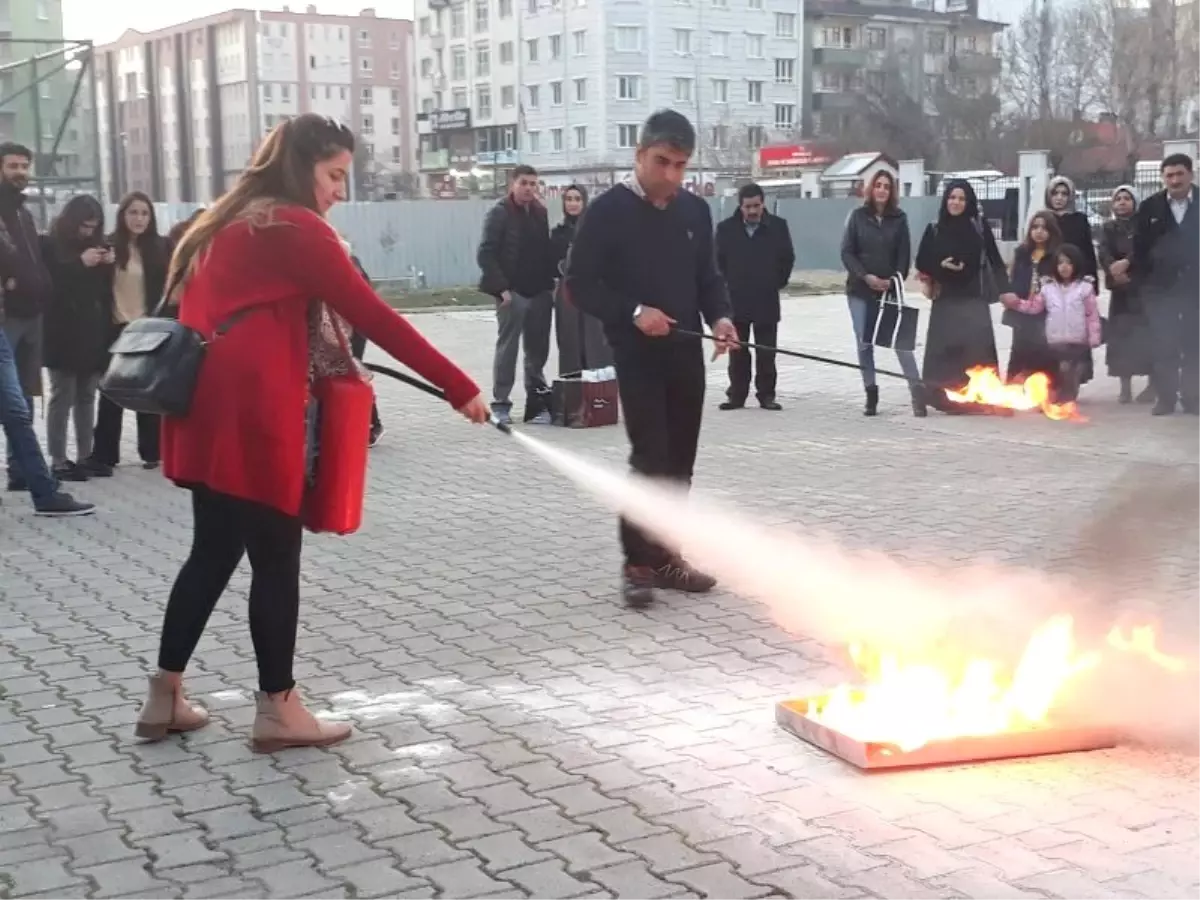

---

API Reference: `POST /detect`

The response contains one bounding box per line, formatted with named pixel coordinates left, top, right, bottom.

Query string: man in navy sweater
left=564, top=109, right=739, bottom=608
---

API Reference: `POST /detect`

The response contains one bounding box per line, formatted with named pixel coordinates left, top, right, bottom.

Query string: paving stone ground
left=1, top=294, right=1197, bottom=900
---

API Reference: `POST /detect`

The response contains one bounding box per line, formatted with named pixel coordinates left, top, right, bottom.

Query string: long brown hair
left=50, top=194, right=105, bottom=251
left=112, top=190, right=165, bottom=271
left=1021, top=209, right=1062, bottom=254
left=167, top=114, right=355, bottom=292
left=862, top=169, right=899, bottom=215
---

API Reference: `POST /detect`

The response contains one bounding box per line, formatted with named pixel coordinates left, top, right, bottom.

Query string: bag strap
left=888, top=273, right=907, bottom=308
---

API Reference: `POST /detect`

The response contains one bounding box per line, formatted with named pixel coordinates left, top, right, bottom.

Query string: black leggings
left=157, top=486, right=303, bottom=693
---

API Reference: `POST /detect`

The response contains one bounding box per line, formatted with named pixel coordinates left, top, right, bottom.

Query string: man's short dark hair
left=0, top=142, right=32, bottom=163
left=511, top=164, right=538, bottom=180
left=638, top=109, right=695, bottom=155
left=1162, top=153, right=1193, bottom=173
left=738, top=183, right=764, bottom=203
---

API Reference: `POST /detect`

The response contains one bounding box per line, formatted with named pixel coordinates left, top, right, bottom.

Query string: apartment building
left=803, top=0, right=1003, bottom=137
left=95, top=5, right=414, bottom=204
left=412, top=0, right=807, bottom=194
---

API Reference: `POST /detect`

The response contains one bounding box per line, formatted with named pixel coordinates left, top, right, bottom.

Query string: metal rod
left=0, top=43, right=77, bottom=75
left=47, top=51, right=88, bottom=178
left=362, top=361, right=512, bottom=434
left=0, top=55, right=73, bottom=109
left=85, top=45, right=102, bottom=202
left=30, top=55, right=47, bottom=230
left=672, top=327, right=911, bottom=381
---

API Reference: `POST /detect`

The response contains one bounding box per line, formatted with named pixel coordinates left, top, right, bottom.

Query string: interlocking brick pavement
left=1, top=295, right=1197, bottom=899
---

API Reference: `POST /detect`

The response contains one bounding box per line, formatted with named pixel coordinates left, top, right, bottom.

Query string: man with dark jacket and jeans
left=477, top=165, right=556, bottom=426
left=715, top=182, right=794, bottom=411
left=1132, top=153, right=1199, bottom=416
left=564, top=109, right=739, bottom=608
left=0, top=141, right=54, bottom=491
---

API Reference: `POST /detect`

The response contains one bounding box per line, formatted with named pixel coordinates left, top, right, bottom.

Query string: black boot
left=909, top=383, right=928, bottom=418
left=863, top=386, right=879, bottom=417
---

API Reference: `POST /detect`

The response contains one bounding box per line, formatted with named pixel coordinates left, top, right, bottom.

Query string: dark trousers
left=615, top=341, right=706, bottom=567
left=1146, top=290, right=1200, bottom=407
left=93, top=393, right=161, bottom=465
left=157, top=486, right=303, bottom=694
left=349, top=332, right=382, bottom=431
left=726, top=320, right=778, bottom=404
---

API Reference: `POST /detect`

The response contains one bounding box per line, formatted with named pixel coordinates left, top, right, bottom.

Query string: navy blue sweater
left=563, top=184, right=731, bottom=351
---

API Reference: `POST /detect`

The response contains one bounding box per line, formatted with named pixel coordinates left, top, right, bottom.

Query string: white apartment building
left=413, top=0, right=805, bottom=195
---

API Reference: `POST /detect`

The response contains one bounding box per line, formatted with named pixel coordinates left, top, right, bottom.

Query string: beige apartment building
left=95, top=5, right=414, bottom=203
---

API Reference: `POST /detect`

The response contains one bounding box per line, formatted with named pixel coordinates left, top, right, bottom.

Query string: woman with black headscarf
left=552, top=184, right=612, bottom=375
left=915, top=179, right=1015, bottom=412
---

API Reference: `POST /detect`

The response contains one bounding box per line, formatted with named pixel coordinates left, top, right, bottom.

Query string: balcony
left=812, top=46, right=868, bottom=68
left=811, top=91, right=859, bottom=112
left=420, top=148, right=450, bottom=170
left=949, top=51, right=1001, bottom=75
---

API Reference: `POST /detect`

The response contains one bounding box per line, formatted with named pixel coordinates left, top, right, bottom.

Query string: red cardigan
left=161, top=205, right=480, bottom=516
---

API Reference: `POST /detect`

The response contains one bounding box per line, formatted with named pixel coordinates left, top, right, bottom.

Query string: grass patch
left=378, top=284, right=494, bottom=311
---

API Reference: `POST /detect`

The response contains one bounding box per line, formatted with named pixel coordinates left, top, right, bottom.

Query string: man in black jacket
left=1132, top=153, right=1199, bottom=416
left=564, top=109, right=738, bottom=608
left=715, top=183, right=794, bottom=411
left=476, top=165, right=556, bottom=426
left=0, top=141, right=53, bottom=491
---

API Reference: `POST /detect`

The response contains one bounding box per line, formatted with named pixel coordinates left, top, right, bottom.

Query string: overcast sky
left=62, top=0, right=417, bottom=44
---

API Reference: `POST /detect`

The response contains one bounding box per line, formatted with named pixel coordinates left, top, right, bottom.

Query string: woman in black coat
left=551, top=185, right=612, bottom=375
left=915, top=179, right=1014, bottom=413
left=40, top=194, right=113, bottom=481
left=1045, top=176, right=1098, bottom=388
left=1100, top=185, right=1154, bottom=404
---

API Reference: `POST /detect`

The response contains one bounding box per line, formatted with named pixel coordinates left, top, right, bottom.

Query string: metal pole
left=47, top=53, right=88, bottom=179
left=562, top=0, right=569, bottom=171
left=694, top=2, right=703, bottom=186
left=0, top=56, right=73, bottom=109
left=30, top=55, right=48, bottom=229
left=86, top=45, right=102, bottom=201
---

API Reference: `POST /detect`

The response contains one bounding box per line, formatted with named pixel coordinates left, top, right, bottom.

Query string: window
left=964, top=34, right=978, bottom=50
left=280, top=84, right=291, bottom=101
left=36, top=0, right=49, bottom=19
left=476, top=44, right=491, bottom=77
left=451, top=48, right=466, bottom=80
left=775, top=13, right=796, bottom=38
left=475, top=0, right=489, bottom=31
left=674, top=77, right=693, bottom=102
left=500, top=41, right=514, bottom=64
left=927, top=31, right=946, bottom=53
left=867, top=27, right=886, bottom=49
left=710, top=124, right=729, bottom=149
left=711, top=32, right=729, bottom=56
left=527, top=0, right=537, bottom=10
left=501, top=85, right=515, bottom=107
left=674, top=29, right=692, bottom=54
left=773, top=103, right=794, bottom=130
left=711, top=79, right=728, bottom=102
left=477, top=85, right=492, bottom=118
left=391, top=117, right=401, bottom=134
left=361, top=114, right=375, bottom=135
left=746, top=33, right=764, bottom=58
left=421, top=58, right=433, bottom=77
left=360, top=87, right=373, bottom=104
left=617, top=124, right=639, bottom=148
left=573, top=30, right=587, bottom=55
left=865, top=70, right=885, bottom=94
left=526, top=38, right=539, bottom=62
left=748, top=0, right=763, bottom=8
left=419, top=17, right=431, bottom=36
left=747, top=124, right=765, bottom=148
left=774, top=58, right=795, bottom=84
left=822, top=27, right=854, bottom=48
left=263, top=83, right=274, bottom=101
left=617, top=75, right=640, bottom=100
left=550, top=80, right=563, bottom=105
left=528, top=130, right=540, bottom=152
left=551, top=127, right=563, bottom=151
left=453, top=88, right=468, bottom=107
left=360, top=57, right=373, bottom=74
left=391, top=60, right=401, bottom=79
left=359, top=29, right=371, bottom=47
left=615, top=26, right=642, bottom=52
left=550, top=34, right=562, bottom=60
left=528, top=84, right=540, bottom=107
left=574, top=125, right=587, bottom=149
left=392, top=88, right=402, bottom=105
left=499, top=0, right=513, bottom=16
left=747, top=80, right=763, bottom=103
left=573, top=77, right=587, bottom=102
left=713, top=0, right=728, bottom=6
left=392, top=146, right=402, bottom=164
left=451, top=5, right=465, bottom=38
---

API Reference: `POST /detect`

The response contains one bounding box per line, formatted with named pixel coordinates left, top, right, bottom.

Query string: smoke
left=510, top=431, right=1199, bottom=752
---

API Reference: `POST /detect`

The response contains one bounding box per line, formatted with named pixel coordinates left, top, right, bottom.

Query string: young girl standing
left=1005, top=210, right=1061, bottom=383
left=1002, top=244, right=1101, bottom=402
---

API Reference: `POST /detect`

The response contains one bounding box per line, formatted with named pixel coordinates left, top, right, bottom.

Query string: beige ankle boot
left=134, top=672, right=210, bottom=740
left=250, top=689, right=352, bottom=753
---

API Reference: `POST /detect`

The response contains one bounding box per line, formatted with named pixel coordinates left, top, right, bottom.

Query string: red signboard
left=759, top=144, right=835, bottom=169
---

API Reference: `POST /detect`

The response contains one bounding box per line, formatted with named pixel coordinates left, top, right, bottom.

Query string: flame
left=945, top=366, right=1084, bottom=421
left=807, top=616, right=1187, bottom=752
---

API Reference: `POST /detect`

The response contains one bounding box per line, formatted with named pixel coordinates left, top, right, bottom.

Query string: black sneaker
left=80, top=458, right=114, bottom=477
left=369, top=424, right=385, bottom=448
left=34, top=492, right=96, bottom=517
left=1152, top=399, right=1177, bottom=416
left=52, top=461, right=89, bottom=482
left=622, top=565, right=658, bottom=609
left=7, top=474, right=28, bottom=492
left=759, top=399, right=783, bottom=411
left=142, top=460, right=161, bottom=470
left=654, top=558, right=717, bottom=593
left=718, top=400, right=745, bottom=411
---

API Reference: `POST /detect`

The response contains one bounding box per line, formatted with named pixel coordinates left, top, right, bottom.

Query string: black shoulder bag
left=99, top=272, right=259, bottom=417
left=973, top=217, right=1001, bottom=305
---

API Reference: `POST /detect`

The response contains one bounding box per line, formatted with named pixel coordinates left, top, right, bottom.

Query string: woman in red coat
left=134, top=115, right=489, bottom=753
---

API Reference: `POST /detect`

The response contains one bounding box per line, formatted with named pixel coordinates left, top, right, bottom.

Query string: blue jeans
left=848, top=294, right=920, bottom=388
left=0, top=327, right=57, bottom=501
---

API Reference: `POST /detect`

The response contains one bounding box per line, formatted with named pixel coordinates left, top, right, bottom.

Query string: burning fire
left=807, top=616, right=1187, bottom=752
left=945, top=366, right=1084, bottom=421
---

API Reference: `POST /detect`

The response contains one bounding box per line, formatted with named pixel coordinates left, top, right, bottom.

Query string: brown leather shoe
left=622, top=565, right=658, bottom=609
left=134, top=672, right=210, bottom=741
left=655, top=557, right=717, bottom=593
left=251, top=689, right=352, bottom=754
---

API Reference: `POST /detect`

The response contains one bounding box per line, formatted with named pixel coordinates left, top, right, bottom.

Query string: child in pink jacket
left=1002, top=243, right=1101, bottom=402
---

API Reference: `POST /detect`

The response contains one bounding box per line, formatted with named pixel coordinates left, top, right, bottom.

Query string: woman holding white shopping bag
left=839, top=170, right=926, bottom=417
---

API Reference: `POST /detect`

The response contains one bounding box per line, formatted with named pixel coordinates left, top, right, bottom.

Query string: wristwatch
left=632, top=304, right=644, bottom=322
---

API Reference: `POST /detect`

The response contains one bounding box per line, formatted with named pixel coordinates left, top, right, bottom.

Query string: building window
left=614, top=26, right=642, bottom=52
left=500, top=41, right=514, bottom=64
left=360, top=57, right=373, bottom=74
left=499, top=0, right=513, bottom=17
left=617, top=123, right=639, bottom=147
left=927, top=31, right=946, bottom=53
left=617, top=75, right=640, bottom=100
left=392, top=146, right=402, bottom=164
left=550, top=80, right=563, bottom=105
left=748, top=0, right=763, bottom=8
left=674, top=29, right=692, bottom=55
left=710, top=124, right=729, bottom=149
left=573, top=77, right=586, bottom=103
left=422, top=97, right=434, bottom=113
left=419, top=16, right=431, bottom=36
left=36, top=0, right=49, bottom=20
left=362, top=114, right=375, bottom=135
left=774, top=58, right=795, bottom=84
left=477, top=85, right=492, bottom=118
left=549, top=34, right=562, bottom=60
left=475, top=0, right=490, bottom=31
left=528, top=84, right=540, bottom=107
left=527, top=0, right=538, bottom=13
left=747, top=80, right=762, bottom=103
left=501, top=85, right=515, bottom=107
left=773, top=103, right=794, bottom=130
left=711, top=78, right=728, bottom=103
left=674, top=77, right=693, bottom=103
left=453, top=88, right=468, bottom=107
left=713, top=0, right=728, bottom=7
left=865, top=70, right=885, bottom=94
left=747, top=124, right=765, bottom=147
left=361, top=87, right=373, bottom=104
left=526, top=38, right=539, bottom=62
left=822, top=27, right=854, bottom=48
left=476, top=44, right=491, bottom=77
left=391, top=117, right=401, bottom=134
left=774, top=13, right=796, bottom=38
left=452, top=48, right=466, bottom=80
left=392, top=88, right=402, bottom=105
left=746, top=33, right=764, bottom=58
left=710, top=32, right=729, bottom=56
left=528, top=130, right=540, bottom=152
left=551, top=127, right=563, bottom=151
left=391, top=60, right=401, bottom=79
left=451, top=5, right=465, bottom=38
left=359, top=29, right=371, bottom=47
left=867, top=27, right=887, bottom=49
left=421, top=58, right=433, bottom=77
left=574, top=125, right=587, bottom=150
left=573, top=29, right=587, bottom=55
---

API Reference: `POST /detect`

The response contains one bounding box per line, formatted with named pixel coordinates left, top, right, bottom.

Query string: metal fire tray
left=775, top=697, right=1119, bottom=771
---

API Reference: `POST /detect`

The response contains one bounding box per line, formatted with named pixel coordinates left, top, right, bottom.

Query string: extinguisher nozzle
left=488, top=415, right=513, bottom=435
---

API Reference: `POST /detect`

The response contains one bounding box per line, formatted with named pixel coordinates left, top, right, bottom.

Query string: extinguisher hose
left=362, top=362, right=513, bottom=435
